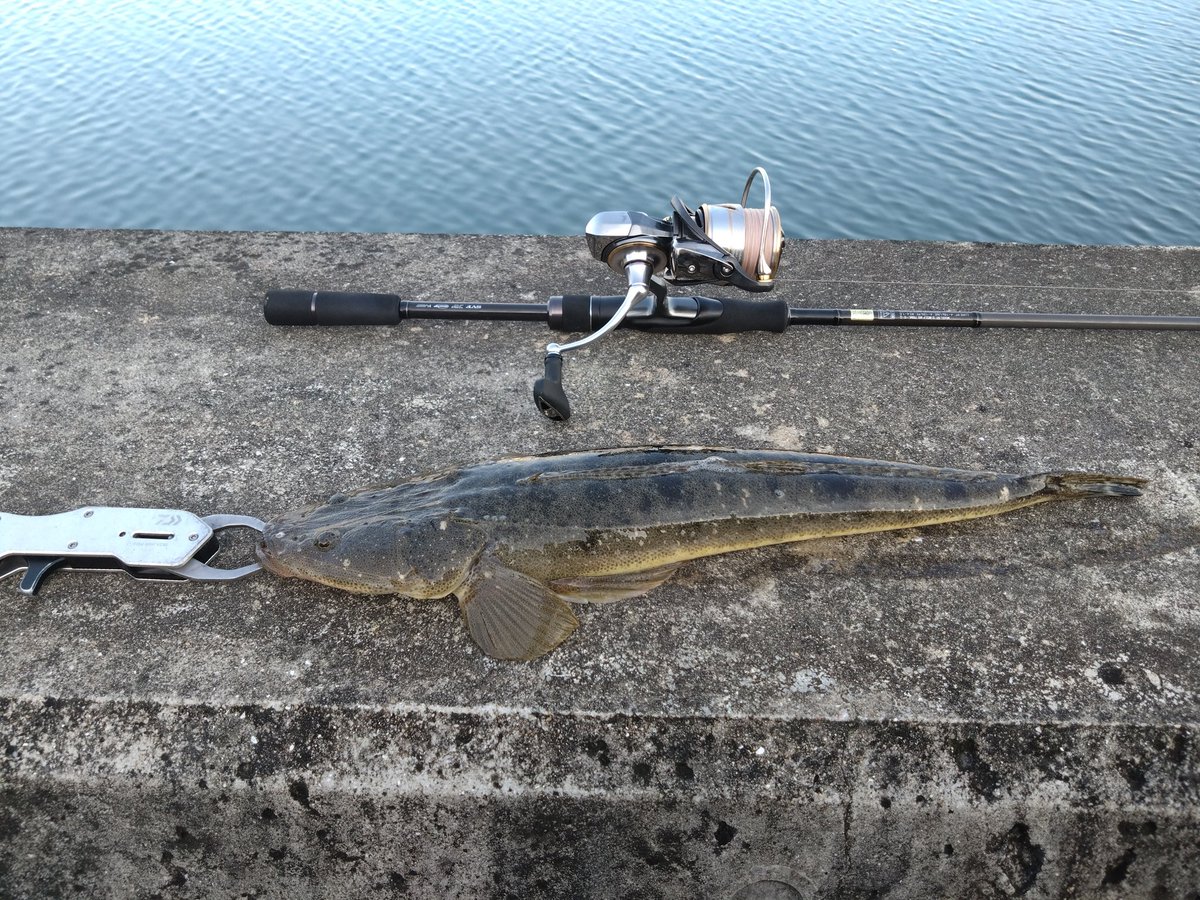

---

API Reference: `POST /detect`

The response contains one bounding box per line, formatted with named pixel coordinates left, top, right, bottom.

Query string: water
left=2, top=0, right=1198, bottom=245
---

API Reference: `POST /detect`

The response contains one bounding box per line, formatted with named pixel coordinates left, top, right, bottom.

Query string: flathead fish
left=256, top=447, right=1145, bottom=660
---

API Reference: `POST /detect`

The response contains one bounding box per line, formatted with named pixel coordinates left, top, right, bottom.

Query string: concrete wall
left=1, top=229, right=1197, bottom=897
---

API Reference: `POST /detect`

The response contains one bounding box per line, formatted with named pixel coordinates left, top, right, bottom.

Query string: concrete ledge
left=2, top=697, right=1198, bottom=897
left=1, top=229, right=1198, bottom=897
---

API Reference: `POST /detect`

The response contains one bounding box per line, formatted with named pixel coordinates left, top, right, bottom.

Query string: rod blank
left=787, top=307, right=1200, bottom=331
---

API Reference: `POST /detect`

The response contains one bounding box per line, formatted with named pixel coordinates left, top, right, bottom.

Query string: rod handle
left=558, top=295, right=790, bottom=334
left=264, top=290, right=402, bottom=326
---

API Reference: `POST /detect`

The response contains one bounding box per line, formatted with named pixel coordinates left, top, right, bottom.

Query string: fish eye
left=313, top=531, right=339, bottom=551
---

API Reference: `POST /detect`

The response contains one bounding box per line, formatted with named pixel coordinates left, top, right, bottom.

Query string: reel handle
left=264, top=290, right=402, bottom=326
left=532, top=353, right=571, bottom=421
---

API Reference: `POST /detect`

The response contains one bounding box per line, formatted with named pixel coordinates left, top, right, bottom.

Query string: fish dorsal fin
left=548, top=563, right=681, bottom=604
left=516, top=453, right=811, bottom=485
left=457, top=557, right=579, bottom=660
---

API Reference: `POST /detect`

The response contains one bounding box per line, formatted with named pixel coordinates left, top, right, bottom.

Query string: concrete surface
left=0, top=228, right=1198, bottom=898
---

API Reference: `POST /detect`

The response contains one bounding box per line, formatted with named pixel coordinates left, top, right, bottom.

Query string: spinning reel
left=533, top=168, right=784, bottom=419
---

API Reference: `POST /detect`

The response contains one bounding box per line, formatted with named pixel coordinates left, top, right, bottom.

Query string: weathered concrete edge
left=3, top=696, right=1197, bottom=804
left=3, top=690, right=1199, bottom=730
left=3, top=695, right=1198, bottom=898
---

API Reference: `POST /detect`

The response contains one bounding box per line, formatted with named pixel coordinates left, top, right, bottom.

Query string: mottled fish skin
left=257, top=447, right=1146, bottom=660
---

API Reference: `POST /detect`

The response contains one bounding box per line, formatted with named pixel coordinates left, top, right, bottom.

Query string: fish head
left=257, top=490, right=486, bottom=598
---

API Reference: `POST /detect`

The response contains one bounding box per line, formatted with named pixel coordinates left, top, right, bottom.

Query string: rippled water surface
left=2, top=0, right=1198, bottom=244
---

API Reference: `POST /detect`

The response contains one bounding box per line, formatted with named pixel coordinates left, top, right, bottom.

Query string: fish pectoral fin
left=456, top=558, right=579, bottom=661
left=548, top=563, right=681, bottom=604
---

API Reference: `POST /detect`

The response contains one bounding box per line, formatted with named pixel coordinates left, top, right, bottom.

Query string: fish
left=256, top=446, right=1146, bottom=661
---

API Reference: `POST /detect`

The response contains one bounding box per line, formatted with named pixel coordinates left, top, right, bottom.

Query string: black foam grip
left=264, top=290, right=402, bottom=326
left=687, top=297, right=790, bottom=333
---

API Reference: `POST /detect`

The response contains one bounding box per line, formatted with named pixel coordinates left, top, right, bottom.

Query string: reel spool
left=698, top=168, right=783, bottom=284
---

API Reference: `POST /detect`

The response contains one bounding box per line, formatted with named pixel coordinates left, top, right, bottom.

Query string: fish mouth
left=255, top=534, right=298, bottom=579
left=255, top=528, right=403, bottom=594
left=255, top=541, right=356, bottom=589
left=255, top=519, right=317, bottom=580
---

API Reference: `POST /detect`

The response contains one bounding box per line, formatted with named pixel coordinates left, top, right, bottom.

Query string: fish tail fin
left=1041, top=472, right=1148, bottom=498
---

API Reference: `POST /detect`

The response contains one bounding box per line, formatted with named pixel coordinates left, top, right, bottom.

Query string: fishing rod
left=264, top=168, right=1200, bottom=421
